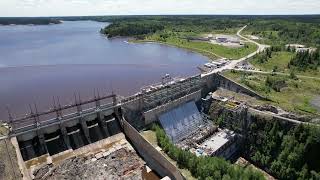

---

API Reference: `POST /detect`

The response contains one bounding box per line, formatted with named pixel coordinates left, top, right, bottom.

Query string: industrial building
left=199, top=58, right=229, bottom=72
left=285, top=44, right=317, bottom=52
left=215, top=35, right=240, bottom=44
left=158, top=100, right=239, bottom=159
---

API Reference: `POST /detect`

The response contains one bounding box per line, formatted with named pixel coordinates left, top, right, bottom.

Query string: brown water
left=0, top=21, right=209, bottom=121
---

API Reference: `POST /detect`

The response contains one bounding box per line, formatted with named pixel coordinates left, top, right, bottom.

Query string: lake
left=0, top=21, right=209, bottom=120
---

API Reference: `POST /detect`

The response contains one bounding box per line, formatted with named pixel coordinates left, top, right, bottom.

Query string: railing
left=8, top=93, right=118, bottom=136
left=7, top=73, right=206, bottom=136
left=11, top=102, right=118, bottom=136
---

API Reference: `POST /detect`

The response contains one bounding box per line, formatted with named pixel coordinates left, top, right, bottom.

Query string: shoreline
left=0, top=20, right=62, bottom=26
left=102, top=33, right=218, bottom=61
left=128, top=39, right=221, bottom=61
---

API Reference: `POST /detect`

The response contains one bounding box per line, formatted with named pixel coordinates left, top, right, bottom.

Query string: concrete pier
left=80, top=120, right=92, bottom=144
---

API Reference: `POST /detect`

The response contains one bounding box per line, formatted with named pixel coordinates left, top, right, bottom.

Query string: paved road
left=202, top=25, right=269, bottom=76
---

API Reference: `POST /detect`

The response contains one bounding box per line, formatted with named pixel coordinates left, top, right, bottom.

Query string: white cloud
left=0, top=0, right=319, bottom=17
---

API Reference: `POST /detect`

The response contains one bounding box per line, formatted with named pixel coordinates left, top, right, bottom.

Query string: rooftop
left=200, top=129, right=235, bottom=153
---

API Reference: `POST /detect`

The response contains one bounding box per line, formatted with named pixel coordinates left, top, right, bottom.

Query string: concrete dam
left=3, top=72, right=268, bottom=179
left=10, top=94, right=123, bottom=161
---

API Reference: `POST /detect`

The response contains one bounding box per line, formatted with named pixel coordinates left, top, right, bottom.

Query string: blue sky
left=1, top=0, right=320, bottom=17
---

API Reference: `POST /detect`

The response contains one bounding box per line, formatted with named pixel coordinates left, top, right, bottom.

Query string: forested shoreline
left=99, top=15, right=320, bottom=47
left=0, top=17, right=61, bottom=25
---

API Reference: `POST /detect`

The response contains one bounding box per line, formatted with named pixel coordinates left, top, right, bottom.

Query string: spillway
left=159, top=101, right=204, bottom=143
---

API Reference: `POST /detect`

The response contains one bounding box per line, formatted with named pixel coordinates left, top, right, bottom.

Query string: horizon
left=1, top=0, right=320, bottom=17
left=1, top=14, right=320, bottom=18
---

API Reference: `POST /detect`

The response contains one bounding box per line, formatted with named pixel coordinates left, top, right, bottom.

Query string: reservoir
left=0, top=21, right=208, bottom=120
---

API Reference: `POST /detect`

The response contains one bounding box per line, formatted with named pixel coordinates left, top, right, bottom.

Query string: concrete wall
left=248, top=108, right=308, bottom=125
left=121, top=93, right=144, bottom=113
left=143, top=90, right=202, bottom=125
left=214, top=73, right=265, bottom=100
left=201, top=73, right=219, bottom=96
left=122, top=119, right=184, bottom=180
left=15, top=108, right=116, bottom=141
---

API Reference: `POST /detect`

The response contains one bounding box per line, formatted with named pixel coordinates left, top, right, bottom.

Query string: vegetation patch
left=102, top=16, right=258, bottom=60
left=0, top=126, right=21, bottom=180
left=144, top=35, right=257, bottom=60
left=251, top=50, right=295, bottom=72
left=207, top=103, right=320, bottom=179
left=243, top=116, right=320, bottom=180
left=101, top=21, right=164, bottom=38
left=250, top=45, right=320, bottom=73
left=244, top=17, right=320, bottom=46
left=289, top=50, right=320, bottom=71
left=152, top=124, right=265, bottom=180
left=223, top=70, right=320, bottom=116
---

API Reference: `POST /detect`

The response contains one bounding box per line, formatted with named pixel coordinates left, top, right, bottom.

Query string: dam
left=2, top=72, right=275, bottom=179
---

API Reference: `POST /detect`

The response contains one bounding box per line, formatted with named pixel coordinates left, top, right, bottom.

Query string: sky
left=0, top=0, right=320, bottom=17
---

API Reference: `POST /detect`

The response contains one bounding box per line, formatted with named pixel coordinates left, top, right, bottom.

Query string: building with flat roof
left=215, top=35, right=240, bottom=43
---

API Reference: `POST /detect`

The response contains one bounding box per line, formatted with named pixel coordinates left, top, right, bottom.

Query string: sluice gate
left=8, top=93, right=122, bottom=161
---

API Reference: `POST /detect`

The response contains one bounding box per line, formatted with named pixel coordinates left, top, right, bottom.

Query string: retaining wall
left=214, top=73, right=265, bottom=100
left=122, top=119, right=184, bottom=180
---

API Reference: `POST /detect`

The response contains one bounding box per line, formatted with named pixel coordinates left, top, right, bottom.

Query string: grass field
left=223, top=70, right=320, bottom=116
left=250, top=51, right=320, bottom=77
left=250, top=51, right=295, bottom=71
left=140, top=33, right=258, bottom=60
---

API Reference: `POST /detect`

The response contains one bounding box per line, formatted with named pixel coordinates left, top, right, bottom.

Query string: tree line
left=247, top=19, right=320, bottom=46
left=152, top=124, right=265, bottom=180
left=101, top=21, right=164, bottom=38
left=97, top=15, right=320, bottom=47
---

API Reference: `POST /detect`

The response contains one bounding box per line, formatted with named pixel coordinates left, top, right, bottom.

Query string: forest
left=100, top=15, right=247, bottom=38
left=209, top=104, right=320, bottom=180
left=101, top=21, right=164, bottom=38
left=246, top=18, right=320, bottom=46
left=243, top=116, right=320, bottom=179
left=152, top=124, right=265, bottom=180
left=98, top=15, right=320, bottom=47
